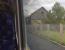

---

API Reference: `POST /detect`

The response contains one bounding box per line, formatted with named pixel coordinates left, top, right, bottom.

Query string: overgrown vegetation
left=42, top=2, right=65, bottom=24
left=34, top=2, right=65, bottom=45
left=34, top=30, right=65, bottom=45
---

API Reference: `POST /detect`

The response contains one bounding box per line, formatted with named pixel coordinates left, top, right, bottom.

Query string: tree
left=47, top=10, right=57, bottom=23
left=52, top=2, right=65, bottom=23
left=47, top=2, right=65, bottom=24
left=52, top=2, right=65, bottom=34
left=48, top=2, right=65, bottom=41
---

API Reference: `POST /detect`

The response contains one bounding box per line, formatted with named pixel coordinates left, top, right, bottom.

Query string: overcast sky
left=23, top=0, right=65, bottom=16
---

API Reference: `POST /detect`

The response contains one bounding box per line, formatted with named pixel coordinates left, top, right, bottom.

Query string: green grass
left=34, top=30, right=65, bottom=45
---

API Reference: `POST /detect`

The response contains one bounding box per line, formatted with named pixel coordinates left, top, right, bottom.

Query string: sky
left=23, top=0, right=65, bottom=16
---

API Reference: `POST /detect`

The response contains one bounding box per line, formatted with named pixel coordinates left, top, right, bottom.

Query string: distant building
left=30, top=7, right=48, bottom=25
left=30, top=7, right=48, bottom=20
left=25, top=7, right=48, bottom=33
left=26, top=7, right=48, bottom=24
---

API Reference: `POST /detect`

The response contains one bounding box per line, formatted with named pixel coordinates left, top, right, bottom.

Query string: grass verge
left=33, top=30, right=65, bottom=46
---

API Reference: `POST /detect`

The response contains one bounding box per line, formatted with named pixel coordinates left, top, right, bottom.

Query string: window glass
left=23, top=0, right=65, bottom=50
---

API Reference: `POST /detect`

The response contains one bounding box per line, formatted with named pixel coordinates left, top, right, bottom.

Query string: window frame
left=15, top=0, right=25, bottom=50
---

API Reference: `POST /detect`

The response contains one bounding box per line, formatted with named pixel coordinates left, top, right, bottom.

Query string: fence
left=26, top=24, right=65, bottom=34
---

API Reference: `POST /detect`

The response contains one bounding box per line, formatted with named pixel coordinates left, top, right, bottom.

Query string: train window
left=23, top=0, right=65, bottom=50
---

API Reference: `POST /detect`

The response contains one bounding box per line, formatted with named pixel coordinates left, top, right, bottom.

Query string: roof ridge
left=30, top=7, right=48, bottom=16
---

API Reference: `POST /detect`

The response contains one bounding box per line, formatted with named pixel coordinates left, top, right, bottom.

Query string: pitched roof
left=30, top=7, right=48, bottom=20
